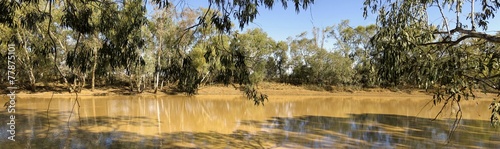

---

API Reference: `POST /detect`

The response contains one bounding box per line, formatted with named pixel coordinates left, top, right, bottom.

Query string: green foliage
left=7, top=0, right=499, bottom=119
left=327, top=22, right=377, bottom=87
left=265, top=57, right=278, bottom=80
left=284, top=26, right=360, bottom=87
left=491, top=99, right=500, bottom=126
left=244, top=85, right=268, bottom=106
left=364, top=0, right=500, bottom=127
left=0, top=0, right=317, bottom=105
left=274, top=41, right=289, bottom=81
left=191, top=46, right=209, bottom=74
left=230, top=28, right=275, bottom=85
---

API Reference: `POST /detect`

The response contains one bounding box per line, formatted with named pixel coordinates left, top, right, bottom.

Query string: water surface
left=1, top=95, right=499, bottom=148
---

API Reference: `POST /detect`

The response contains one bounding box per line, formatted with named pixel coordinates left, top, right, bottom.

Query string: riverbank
left=2, top=82, right=497, bottom=100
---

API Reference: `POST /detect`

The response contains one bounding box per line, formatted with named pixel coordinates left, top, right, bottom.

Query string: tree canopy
left=363, top=0, right=500, bottom=127
left=0, top=0, right=315, bottom=105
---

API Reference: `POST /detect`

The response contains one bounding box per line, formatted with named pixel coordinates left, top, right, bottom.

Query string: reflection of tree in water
left=1, top=110, right=500, bottom=148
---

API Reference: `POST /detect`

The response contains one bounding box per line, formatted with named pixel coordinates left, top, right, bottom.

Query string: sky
left=147, top=0, right=500, bottom=49
left=242, top=0, right=377, bottom=42
left=160, top=0, right=377, bottom=42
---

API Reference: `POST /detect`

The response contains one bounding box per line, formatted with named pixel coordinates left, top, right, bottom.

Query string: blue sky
left=147, top=0, right=500, bottom=47
left=249, top=1, right=375, bottom=37
left=244, top=0, right=377, bottom=42
left=165, top=0, right=377, bottom=42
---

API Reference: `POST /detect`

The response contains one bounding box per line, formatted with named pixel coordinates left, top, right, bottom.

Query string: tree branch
left=463, top=74, right=499, bottom=90
left=436, top=0, right=451, bottom=35
left=420, top=34, right=474, bottom=46
left=453, top=27, right=500, bottom=43
left=422, top=27, right=500, bottom=46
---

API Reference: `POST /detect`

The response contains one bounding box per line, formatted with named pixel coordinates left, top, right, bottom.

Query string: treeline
left=0, top=0, right=374, bottom=94
left=0, top=0, right=499, bottom=100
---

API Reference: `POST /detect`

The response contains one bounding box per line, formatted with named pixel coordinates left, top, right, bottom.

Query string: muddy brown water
left=1, top=96, right=500, bottom=148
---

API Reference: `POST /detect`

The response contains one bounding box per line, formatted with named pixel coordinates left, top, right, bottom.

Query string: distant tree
left=149, top=2, right=177, bottom=93
left=0, top=1, right=55, bottom=92
left=265, top=56, right=278, bottom=81
left=274, top=41, right=289, bottom=81
left=1, top=0, right=314, bottom=105
left=155, top=0, right=315, bottom=104
left=230, top=28, right=275, bottom=85
left=285, top=28, right=356, bottom=87
left=327, top=21, right=377, bottom=87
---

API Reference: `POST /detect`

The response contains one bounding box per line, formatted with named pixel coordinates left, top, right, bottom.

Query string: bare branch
left=453, top=27, right=500, bottom=43
left=436, top=0, right=451, bottom=36
left=420, top=34, right=474, bottom=46
left=448, top=100, right=462, bottom=143
left=471, top=0, right=475, bottom=30
left=423, top=27, right=500, bottom=46
left=463, top=74, right=499, bottom=90
left=456, top=0, right=461, bottom=28
left=433, top=94, right=454, bottom=121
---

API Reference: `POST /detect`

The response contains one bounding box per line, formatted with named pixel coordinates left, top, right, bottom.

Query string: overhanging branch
left=421, top=35, right=474, bottom=46
left=423, top=27, right=500, bottom=46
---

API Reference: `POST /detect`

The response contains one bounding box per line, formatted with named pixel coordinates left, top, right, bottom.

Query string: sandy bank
left=2, top=82, right=497, bottom=100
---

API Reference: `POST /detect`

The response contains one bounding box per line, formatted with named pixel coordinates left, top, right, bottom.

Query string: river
left=1, top=95, right=499, bottom=148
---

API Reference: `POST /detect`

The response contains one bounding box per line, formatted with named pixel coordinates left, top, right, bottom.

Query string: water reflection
left=0, top=96, right=499, bottom=148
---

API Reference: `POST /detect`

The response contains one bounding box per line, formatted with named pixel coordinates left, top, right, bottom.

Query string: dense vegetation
left=0, top=0, right=499, bottom=123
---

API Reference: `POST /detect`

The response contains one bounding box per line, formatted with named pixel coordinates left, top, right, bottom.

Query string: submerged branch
left=44, top=92, right=55, bottom=139
left=463, top=74, right=500, bottom=91
left=433, top=94, right=454, bottom=121
left=67, top=93, right=81, bottom=132
left=448, top=100, right=462, bottom=144
left=244, top=85, right=268, bottom=106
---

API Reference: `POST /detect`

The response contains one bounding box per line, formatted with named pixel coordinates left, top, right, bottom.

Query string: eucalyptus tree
left=309, top=49, right=355, bottom=86
left=149, top=4, right=177, bottom=93
left=363, top=0, right=500, bottom=126
left=327, top=21, right=377, bottom=87
left=155, top=0, right=313, bottom=104
left=101, top=0, right=148, bottom=92
left=230, top=28, right=275, bottom=85
left=148, top=0, right=315, bottom=104
left=185, top=8, right=232, bottom=89
left=349, top=25, right=378, bottom=87
left=61, top=0, right=104, bottom=92
left=2, top=0, right=314, bottom=104
left=273, top=41, right=289, bottom=81
left=288, top=32, right=312, bottom=68
left=284, top=28, right=356, bottom=86
left=157, top=7, right=200, bottom=94
left=287, top=31, right=326, bottom=85
left=0, top=0, right=61, bottom=92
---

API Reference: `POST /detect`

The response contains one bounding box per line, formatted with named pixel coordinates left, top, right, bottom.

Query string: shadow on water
left=1, top=109, right=500, bottom=148
left=240, top=114, right=500, bottom=148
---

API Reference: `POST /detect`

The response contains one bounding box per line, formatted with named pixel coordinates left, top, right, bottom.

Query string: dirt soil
left=2, top=82, right=498, bottom=100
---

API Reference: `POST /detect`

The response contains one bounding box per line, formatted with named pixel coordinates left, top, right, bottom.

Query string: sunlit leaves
left=99, top=0, right=147, bottom=71
left=190, top=46, right=209, bottom=74
left=367, top=0, right=435, bottom=87
left=0, top=0, right=22, bottom=26
left=491, top=99, right=500, bottom=126
left=244, top=85, right=268, bottom=105
left=230, top=28, right=275, bottom=84
left=61, top=1, right=94, bottom=34
left=365, top=0, right=500, bottom=127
